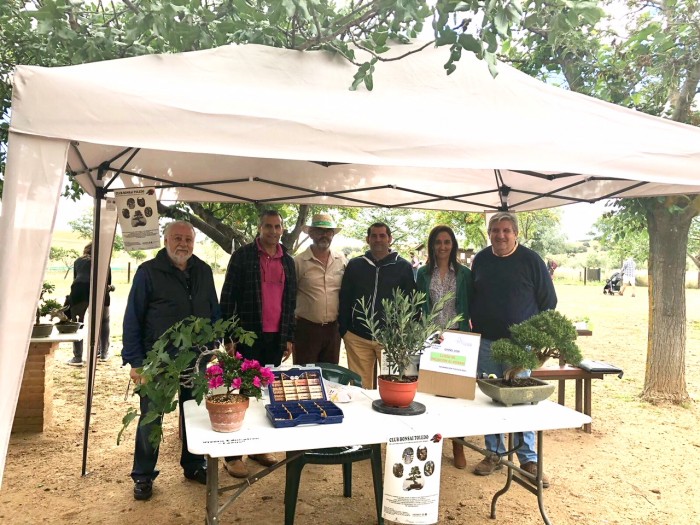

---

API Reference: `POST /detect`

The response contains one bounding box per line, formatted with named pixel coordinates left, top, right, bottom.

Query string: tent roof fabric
left=10, top=43, right=700, bottom=211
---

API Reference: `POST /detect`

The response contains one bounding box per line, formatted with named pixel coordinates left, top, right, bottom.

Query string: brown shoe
left=452, top=440, right=466, bottom=469
left=473, top=454, right=503, bottom=476
left=249, top=453, right=278, bottom=467
left=224, top=458, right=249, bottom=478
left=520, top=461, right=550, bottom=488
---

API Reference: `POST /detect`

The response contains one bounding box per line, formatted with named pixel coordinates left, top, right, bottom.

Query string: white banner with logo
left=114, top=189, right=160, bottom=251
left=382, top=433, right=443, bottom=524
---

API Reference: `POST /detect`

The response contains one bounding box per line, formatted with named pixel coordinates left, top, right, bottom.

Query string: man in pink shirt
left=220, top=210, right=297, bottom=478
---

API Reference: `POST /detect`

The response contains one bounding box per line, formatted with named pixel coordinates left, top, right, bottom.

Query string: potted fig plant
left=118, top=315, right=265, bottom=448
left=32, top=282, right=63, bottom=338
left=478, top=310, right=583, bottom=406
left=357, top=288, right=462, bottom=409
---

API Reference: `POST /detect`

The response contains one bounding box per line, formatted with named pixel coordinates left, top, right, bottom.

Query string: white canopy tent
left=2, top=43, right=700, bottom=485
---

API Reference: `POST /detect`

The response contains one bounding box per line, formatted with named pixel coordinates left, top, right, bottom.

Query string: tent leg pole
left=81, top=180, right=105, bottom=477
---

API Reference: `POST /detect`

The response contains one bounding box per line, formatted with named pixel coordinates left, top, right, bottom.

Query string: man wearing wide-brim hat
left=294, top=213, right=347, bottom=365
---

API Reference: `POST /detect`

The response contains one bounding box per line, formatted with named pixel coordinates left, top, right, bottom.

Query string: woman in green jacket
left=416, top=225, right=474, bottom=470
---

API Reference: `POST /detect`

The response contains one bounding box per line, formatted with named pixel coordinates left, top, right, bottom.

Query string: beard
left=314, top=238, right=331, bottom=250
left=167, top=247, right=192, bottom=266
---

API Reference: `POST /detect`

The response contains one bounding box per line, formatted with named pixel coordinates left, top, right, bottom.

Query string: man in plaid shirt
left=220, top=209, right=297, bottom=477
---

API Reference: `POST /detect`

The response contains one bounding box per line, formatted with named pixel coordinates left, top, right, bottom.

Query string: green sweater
left=416, top=263, right=473, bottom=332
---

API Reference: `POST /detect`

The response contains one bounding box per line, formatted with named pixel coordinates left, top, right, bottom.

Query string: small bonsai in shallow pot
left=357, top=288, right=462, bottom=408
left=478, top=310, right=583, bottom=406
left=49, top=305, right=81, bottom=334
left=33, top=282, right=63, bottom=337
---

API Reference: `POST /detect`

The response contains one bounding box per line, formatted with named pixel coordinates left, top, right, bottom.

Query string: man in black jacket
left=122, top=221, right=220, bottom=501
left=339, top=222, right=415, bottom=389
left=219, top=209, right=296, bottom=478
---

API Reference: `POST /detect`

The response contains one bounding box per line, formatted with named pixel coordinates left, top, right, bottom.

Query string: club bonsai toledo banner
left=382, top=433, right=443, bottom=524
left=114, top=189, right=160, bottom=251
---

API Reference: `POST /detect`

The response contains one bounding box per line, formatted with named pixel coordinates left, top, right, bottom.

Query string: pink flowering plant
left=203, top=349, right=274, bottom=401
left=119, top=315, right=259, bottom=449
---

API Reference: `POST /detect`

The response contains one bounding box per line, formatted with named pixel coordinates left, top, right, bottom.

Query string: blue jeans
left=478, top=338, right=537, bottom=465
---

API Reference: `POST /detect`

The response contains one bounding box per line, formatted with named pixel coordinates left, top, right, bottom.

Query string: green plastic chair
left=284, top=363, right=384, bottom=525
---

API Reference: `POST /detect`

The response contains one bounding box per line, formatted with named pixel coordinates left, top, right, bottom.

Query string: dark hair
left=258, top=209, right=283, bottom=227
left=426, top=225, right=459, bottom=274
left=367, top=222, right=391, bottom=237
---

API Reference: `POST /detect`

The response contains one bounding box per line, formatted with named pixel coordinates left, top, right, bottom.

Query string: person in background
left=123, top=221, right=219, bottom=500
left=416, top=225, right=474, bottom=469
left=470, top=211, right=557, bottom=487
left=66, top=242, right=113, bottom=366
left=219, top=210, right=296, bottom=478
left=620, top=257, right=636, bottom=297
left=339, top=222, right=416, bottom=390
left=411, top=252, right=421, bottom=281
left=293, top=213, right=347, bottom=365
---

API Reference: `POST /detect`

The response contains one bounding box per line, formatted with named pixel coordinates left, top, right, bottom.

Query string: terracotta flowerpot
left=378, top=375, right=418, bottom=408
left=205, top=394, right=250, bottom=432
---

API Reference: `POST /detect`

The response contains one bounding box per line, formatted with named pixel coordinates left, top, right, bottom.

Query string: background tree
left=592, top=207, right=649, bottom=267
left=49, top=246, right=80, bottom=278
left=68, top=212, right=125, bottom=252
left=501, top=0, right=699, bottom=403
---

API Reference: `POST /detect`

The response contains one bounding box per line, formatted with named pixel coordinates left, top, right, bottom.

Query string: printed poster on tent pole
left=114, top=189, right=160, bottom=251
left=382, top=433, right=443, bottom=524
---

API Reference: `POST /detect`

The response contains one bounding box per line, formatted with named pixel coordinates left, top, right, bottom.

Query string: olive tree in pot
left=357, top=288, right=462, bottom=409
left=478, top=310, right=583, bottom=406
left=33, top=282, right=62, bottom=338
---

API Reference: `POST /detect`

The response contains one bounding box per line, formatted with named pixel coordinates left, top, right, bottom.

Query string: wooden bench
left=531, top=364, right=604, bottom=433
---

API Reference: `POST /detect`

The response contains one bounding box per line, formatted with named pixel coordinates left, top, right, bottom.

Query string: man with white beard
left=122, top=221, right=220, bottom=500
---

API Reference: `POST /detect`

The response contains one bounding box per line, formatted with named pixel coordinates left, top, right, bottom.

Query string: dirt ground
left=2, top=284, right=700, bottom=524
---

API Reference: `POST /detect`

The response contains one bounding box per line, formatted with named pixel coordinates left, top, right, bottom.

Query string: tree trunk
left=642, top=201, right=694, bottom=404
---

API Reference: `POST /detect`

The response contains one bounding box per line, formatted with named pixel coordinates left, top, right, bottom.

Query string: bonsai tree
left=48, top=305, right=76, bottom=324
left=491, top=310, right=583, bottom=382
left=357, top=288, right=462, bottom=382
left=36, top=282, right=62, bottom=325
left=118, top=315, right=256, bottom=449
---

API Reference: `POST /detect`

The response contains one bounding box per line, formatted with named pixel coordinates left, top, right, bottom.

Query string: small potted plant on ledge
left=357, top=288, right=462, bottom=410
left=49, top=305, right=81, bottom=334
left=118, top=315, right=263, bottom=449
left=478, top=310, right=583, bottom=406
left=32, top=282, right=63, bottom=338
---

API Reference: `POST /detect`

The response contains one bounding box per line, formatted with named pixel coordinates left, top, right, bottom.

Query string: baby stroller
left=603, top=271, right=622, bottom=295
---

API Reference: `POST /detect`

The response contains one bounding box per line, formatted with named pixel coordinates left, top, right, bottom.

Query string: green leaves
left=357, top=288, right=463, bottom=380
left=491, top=310, right=582, bottom=380
left=119, top=314, right=256, bottom=450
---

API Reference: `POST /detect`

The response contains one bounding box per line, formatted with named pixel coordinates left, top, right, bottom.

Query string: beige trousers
left=343, top=330, right=382, bottom=389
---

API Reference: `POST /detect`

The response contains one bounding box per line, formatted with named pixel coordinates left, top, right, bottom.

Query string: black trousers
left=73, top=306, right=111, bottom=359
left=239, top=332, right=283, bottom=367
left=131, top=381, right=205, bottom=482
